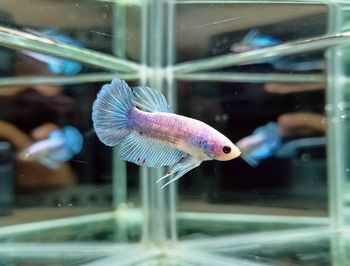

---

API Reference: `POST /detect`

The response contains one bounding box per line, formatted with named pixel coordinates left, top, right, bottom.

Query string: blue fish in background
left=19, top=126, right=83, bottom=169
left=273, top=58, right=325, bottom=71
left=22, top=28, right=83, bottom=75
left=231, top=29, right=325, bottom=71
left=236, top=122, right=282, bottom=167
left=230, top=29, right=281, bottom=53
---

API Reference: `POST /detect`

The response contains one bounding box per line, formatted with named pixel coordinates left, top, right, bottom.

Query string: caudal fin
left=62, top=126, right=84, bottom=154
left=92, top=79, right=133, bottom=146
left=45, top=126, right=83, bottom=163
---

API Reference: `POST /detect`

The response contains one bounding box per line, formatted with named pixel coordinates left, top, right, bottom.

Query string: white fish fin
left=92, top=79, right=133, bottom=147
left=157, top=155, right=201, bottom=189
left=242, top=29, right=260, bottom=44
left=38, top=156, right=59, bottom=169
left=48, top=147, right=74, bottom=162
left=118, top=132, right=185, bottom=167
left=132, top=86, right=173, bottom=113
left=241, top=153, right=259, bottom=167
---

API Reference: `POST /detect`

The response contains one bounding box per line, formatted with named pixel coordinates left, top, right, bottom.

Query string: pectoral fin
left=156, top=155, right=201, bottom=189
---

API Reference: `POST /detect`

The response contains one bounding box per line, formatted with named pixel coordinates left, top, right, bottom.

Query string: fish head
left=211, top=135, right=241, bottom=161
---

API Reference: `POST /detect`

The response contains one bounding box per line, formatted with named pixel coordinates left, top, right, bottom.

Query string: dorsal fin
left=132, top=86, right=173, bottom=113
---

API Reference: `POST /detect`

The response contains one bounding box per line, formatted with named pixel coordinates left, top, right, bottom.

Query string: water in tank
left=0, top=0, right=349, bottom=265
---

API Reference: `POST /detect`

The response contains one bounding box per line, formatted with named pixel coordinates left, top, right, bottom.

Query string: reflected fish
left=230, top=29, right=281, bottom=53
left=22, top=51, right=82, bottom=75
left=92, top=79, right=241, bottom=188
left=22, top=28, right=83, bottom=75
left=231, top=29, right=325, bottom=71
left=236, top=122, right=282, bottom=167
left=19, top=126, right=83, bottom=169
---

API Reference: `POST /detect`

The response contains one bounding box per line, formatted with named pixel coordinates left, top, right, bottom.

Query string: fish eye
left=223, top=146, right=231, bottom=154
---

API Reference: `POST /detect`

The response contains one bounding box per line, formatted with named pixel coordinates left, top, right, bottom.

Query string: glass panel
left=0, top=0, right=143, bottom=248
left=175, top=2, right=329, bottom=240
left=0, top=0, right=140, bottom=82
left=0, top=0, right=349, bottom=265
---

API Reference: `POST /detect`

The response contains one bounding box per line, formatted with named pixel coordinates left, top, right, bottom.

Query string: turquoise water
left=0, top=0, right=349, bottom=265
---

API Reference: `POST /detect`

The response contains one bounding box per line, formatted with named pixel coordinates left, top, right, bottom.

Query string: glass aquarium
left=0, top=0, right=349, bottom=265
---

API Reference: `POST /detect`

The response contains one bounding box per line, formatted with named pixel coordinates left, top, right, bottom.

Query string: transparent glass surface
left=0, top=0, right=143, bottom=247
left=175, top=2, right=329, bottom=241
left=0, top=0, right=349, bottom=265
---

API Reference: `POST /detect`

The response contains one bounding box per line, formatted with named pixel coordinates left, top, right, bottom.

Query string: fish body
left=22, top=137, right=64, bottom=159
left=129, top=109, right=236, bottom=162
left=92, top=79, right=240, bottom=188
left=20, top=126, right=83, bottom=168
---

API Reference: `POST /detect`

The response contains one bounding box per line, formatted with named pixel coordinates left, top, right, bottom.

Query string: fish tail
left=92, top=79, right=133, bottom=146
left=62, top=126, right=84, bottom=154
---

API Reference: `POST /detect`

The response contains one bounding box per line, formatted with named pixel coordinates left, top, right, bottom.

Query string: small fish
left=92, top=79, right=241, bottom=188
left=19, top=126, right=83, bottom=168
left=236, top=122, right=282, bottom=167
left=230, top=29, right=281, bottom=53
left=22, top=28, right=83, bottom=75
left=231, top=29, right=324, bottom=71
left=22, top=51, right=82, bottom=75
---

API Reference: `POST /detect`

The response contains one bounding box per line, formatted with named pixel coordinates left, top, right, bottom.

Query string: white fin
left=132, top=86, right=173, bottom=113
left=156, top=155, right=201, bottom=189
left=118, top=132, right=185, bottom=167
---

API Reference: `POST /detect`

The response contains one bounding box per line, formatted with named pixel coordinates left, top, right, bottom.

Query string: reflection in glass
left=0, top=1, right=348, bottom=265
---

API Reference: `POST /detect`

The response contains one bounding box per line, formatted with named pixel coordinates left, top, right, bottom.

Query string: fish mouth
left=234, top=151, right=241, bottom=160
left=232, top=145, right=241, bottom=158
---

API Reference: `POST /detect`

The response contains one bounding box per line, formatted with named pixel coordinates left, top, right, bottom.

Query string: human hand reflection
left=264, top=82, right=325, bottom=137
left=277, top=112, right=325, bottom=138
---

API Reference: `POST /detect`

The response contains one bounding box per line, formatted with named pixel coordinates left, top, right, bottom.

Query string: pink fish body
left=92, top=79, right=240, bottom=188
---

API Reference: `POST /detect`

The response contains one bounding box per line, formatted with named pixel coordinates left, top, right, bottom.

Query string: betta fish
left=236, top=122, right=282, bottom=167
left=92, top=79, right=241, bottom=188
left=19, top=126, right=83, bottom=169
left=231, top=29, right=325, bottom=71
left=22, top=28, right=83, bottom=75
left=230, top=29, right=281, bottom=53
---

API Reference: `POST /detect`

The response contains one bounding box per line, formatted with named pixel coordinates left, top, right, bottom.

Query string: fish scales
left=130, top=108, right=212, bottom=152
